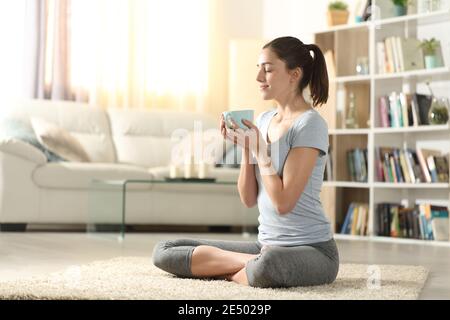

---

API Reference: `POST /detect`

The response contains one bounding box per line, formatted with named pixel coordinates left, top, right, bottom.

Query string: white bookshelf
left=314, top=2, right=450, bottom=246
left=334, top=233, right=450, bottom=247
left=373, top=66, right=450, bottom=80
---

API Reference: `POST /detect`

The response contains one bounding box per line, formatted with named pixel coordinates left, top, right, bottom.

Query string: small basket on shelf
left=327, top=1, right=349, bottom=26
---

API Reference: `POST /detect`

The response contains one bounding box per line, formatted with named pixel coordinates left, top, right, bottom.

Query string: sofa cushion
left=32, top=162, right=154, bottom=189
left=111, top=135, right=172, bottom=167
left=107, top=108, right=227, bottom=167
left=0, top=117, right=65, bottom=162
left=71, top=133, right=117, bottom=164
left=31, top=117, right=91, bottom=162
left=3, top=99, right=116, bottom=163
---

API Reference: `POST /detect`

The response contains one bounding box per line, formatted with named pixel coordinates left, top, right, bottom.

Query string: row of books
left=376, top=202, right=449, bottom=241
left=376, top=37, right=444, bottom=74
left=375, top=147, right=449, bottom=183
left=347, top=148, right=368, bottom=182
left=378, top=92, right=434, bottom=127
left=340, top=202, right=369, bottom=236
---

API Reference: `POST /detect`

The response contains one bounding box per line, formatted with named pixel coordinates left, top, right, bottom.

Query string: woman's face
left=256, top=48, right=300, bottom=101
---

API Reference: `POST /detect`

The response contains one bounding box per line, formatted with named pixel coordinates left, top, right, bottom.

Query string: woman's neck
left=274, top=94, right=312, bottom=120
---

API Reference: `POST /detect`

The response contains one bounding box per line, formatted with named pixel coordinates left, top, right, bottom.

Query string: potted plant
left=327, top=1, right=349, bottom=26
left=420, top=38, right=440, bottom=69
left=392, top=0, right=408, bottom=16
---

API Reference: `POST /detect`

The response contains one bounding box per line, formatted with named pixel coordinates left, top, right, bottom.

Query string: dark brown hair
left=263, top=36, right=329, bottom=107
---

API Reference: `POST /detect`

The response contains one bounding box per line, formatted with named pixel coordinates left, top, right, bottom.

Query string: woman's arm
left=220, top=114, right=258, bottom=208
left=237, top=148, right=258, bottom=208
left=256, top=147, right=319, bottom=215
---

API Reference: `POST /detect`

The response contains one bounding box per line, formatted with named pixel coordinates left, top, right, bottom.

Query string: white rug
left=0, top=257, right=428, bottom=300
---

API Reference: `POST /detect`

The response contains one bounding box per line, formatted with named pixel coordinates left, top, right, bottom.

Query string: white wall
left=207, top=0, right=265, bottom=117
left=262, top=0, right=361, bottom=44
left=261, top=0, right=450, bottom=44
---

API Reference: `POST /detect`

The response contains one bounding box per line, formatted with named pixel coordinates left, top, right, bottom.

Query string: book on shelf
left=433, top=155, right=449, bottom=183
left=418, top=203, right=449, bottom=240
left=340, top=202, right=369, bottom=236
left=376, top=42, right=387, bottom=74
left=391, top=37, right=400, bottom=72
left=413, top=93, right=433, bottom=125
left=346, top=148, right=368, bottom=182
left=374, top=147, right=444, bottom=183
left=383, top=37, right=394, bottom=73
left=398, top=148, right=411, bottom=183
left=425, top=154, right=449, bottom=183
left=377, top=37, right=425, bottom=74
left=432, top=218, right=450, bottom=241
left=400, top=37, right=425, bottom=71
left=392, top=148, right=403, bottom=182
left=375, top=147, right=384, bottom=181
left=427, top=155, right=438, bottom=182
left=415, top=148, right=433, bottom=183
left=409, top=148, right=426, bottom=183
left=399, top=93, right=410, bottom=128
left=417, top=148, right=448, bottom=183
left=388, top=92, right=403, bottom=127
left=376, top=202, right=449, bottom=241
left=377, top=91, right=435, bottom=128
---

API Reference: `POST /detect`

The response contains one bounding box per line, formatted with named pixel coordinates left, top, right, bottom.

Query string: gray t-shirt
left=255, top=108, right=332, bottom=246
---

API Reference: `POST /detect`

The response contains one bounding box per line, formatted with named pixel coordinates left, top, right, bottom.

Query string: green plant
left=420, top=38, right=439, bottom=56
left=392, top=0, right=408, bottom=6
left=328, top=1, right=348, bottom=11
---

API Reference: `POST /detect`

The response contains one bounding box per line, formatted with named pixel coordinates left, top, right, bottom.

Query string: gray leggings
left=152, top=238, right=339, bottom=288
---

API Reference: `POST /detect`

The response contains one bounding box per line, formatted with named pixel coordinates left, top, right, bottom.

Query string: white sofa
left=0, top=99, right=258, bottom=231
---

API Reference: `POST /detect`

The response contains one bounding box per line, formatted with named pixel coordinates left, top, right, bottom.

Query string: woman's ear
left=290, top=67, right=302, bottom=83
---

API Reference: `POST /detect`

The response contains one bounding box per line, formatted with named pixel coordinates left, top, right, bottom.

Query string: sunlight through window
left=70, top=0, right=209, bottom=97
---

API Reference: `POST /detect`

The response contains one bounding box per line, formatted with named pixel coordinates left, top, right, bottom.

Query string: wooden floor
left=0, top=231, right=449, bottom=299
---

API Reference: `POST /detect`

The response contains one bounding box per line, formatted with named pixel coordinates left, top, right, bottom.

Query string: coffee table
left=87, top=178, right=254, bottom=241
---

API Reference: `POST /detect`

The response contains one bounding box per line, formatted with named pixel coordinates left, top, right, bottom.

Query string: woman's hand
left=220, top=115, right=274, bottom=174
left=224, top=118, right=269, bottom=160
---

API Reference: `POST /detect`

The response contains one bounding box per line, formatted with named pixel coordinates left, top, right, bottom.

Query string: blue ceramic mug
left=222, top=109, right=254, bottom=130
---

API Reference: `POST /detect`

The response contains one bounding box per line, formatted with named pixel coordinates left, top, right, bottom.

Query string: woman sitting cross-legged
left=152, top=36, right=339, bottom=288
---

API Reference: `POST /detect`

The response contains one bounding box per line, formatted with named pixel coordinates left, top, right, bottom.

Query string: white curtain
left=70, top=0, right=209, bottom=111
left=23, top=0, right=70, bottom=100
left=0, top=0, right=228, bottom=115
left=0, top=1, right=27, bottom=104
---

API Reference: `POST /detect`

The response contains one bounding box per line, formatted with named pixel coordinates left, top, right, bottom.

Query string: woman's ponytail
left=306, top=44, right=329, bottom=107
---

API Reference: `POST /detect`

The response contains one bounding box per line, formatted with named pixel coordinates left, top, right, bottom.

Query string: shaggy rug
left=0, top=257, right=428, bottom=300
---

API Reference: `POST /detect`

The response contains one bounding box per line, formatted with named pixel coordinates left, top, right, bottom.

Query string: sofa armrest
left=0, top=148, right=41, bottom=223
left=0, top=138, right=47, bottom=165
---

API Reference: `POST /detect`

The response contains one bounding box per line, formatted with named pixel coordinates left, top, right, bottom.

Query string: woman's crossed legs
left=152, top=238, right=339, bottom=288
